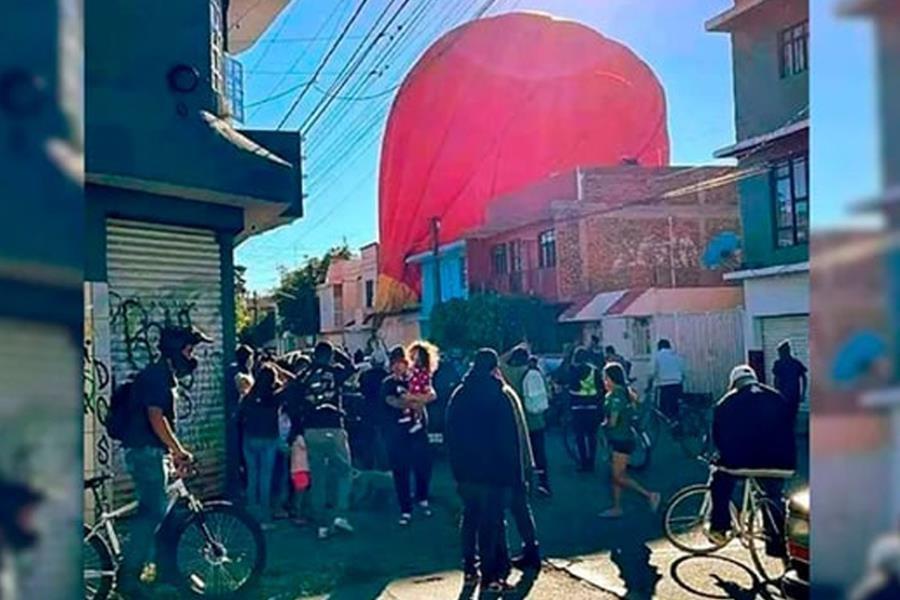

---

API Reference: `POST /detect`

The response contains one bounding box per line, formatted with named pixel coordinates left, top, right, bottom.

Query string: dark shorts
left=609, top=438, right=635, bottom=455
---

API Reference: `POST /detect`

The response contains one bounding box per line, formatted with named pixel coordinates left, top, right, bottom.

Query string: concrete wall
left=741, top=270, right=809, bottom=350
left=729, top=0, right=809, bottom=140
left=813, top=413, right=893, bottom=591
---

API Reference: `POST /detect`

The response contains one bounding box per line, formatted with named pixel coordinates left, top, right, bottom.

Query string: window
left=333, top=284, right=343, bottom=327
left=780, top=21, right=808, bottom=78
left=210, top=0, right=225, bottom=94
left=509, top=240, right=523, bottom=272
left=631, top=318, right=652, bottom=357
left=364, top=280, right=374, bottom=309
left=538, top=230, right=556, bottom=268
left=491, top=244, right=508, bottom=275
left=772, top=155, right=809, bottom=248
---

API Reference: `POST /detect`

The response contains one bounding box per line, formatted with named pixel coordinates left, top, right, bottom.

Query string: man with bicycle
left=118, top=325, right=210, bottom=595
left=707, top=365, right=795, bottom=556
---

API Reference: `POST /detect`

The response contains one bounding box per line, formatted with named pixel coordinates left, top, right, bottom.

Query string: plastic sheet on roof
left=376, top=11, right=670, bottom=312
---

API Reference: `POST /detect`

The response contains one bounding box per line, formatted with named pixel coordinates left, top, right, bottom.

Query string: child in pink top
left=401, top=342, right=438, bottom=434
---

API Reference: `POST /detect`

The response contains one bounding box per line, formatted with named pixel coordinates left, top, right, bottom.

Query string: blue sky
left=235, top=0, right=880, bottom=291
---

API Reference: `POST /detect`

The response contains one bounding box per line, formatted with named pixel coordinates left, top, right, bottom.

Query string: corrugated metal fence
left=653, top=309, right=745, bottom=401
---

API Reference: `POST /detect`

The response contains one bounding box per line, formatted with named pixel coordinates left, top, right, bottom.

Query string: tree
left=235, top=265, right=253, bottom=339
left=430, top=293, right=562, bottom=354
left=274, top=245, right=351, bottom=337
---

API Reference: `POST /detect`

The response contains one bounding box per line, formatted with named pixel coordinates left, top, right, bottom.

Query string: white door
left=762, top=315, right=809, bottom=410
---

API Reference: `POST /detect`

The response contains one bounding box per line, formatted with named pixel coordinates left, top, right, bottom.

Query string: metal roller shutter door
left=762, top=315, right=810, bottom=410
left=106, top=219, right=225, bottom=502
left=0, top=319, right=81, bottom=596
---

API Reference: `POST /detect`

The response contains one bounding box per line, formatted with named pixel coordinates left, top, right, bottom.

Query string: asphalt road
left=255, top=427, right=809, bottom=600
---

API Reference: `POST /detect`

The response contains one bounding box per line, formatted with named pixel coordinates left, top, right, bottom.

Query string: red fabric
left=377, top=12, right=670, bottom=311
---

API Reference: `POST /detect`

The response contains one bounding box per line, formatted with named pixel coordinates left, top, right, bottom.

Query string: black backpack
left=106, top=380, right=134, bottom=441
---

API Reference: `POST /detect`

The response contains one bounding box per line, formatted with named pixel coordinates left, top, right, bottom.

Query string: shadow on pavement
left=670, top=554, right=777, bottom=600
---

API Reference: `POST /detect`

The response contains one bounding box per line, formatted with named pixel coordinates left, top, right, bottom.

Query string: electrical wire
left=276, top=0, right=375, bottom=129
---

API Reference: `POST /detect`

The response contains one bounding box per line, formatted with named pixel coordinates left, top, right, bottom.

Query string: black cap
left=159, top=325, right=212, bottom=357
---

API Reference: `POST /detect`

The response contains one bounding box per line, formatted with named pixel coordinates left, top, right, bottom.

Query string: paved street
left=247, top=428, right=809, bottom=600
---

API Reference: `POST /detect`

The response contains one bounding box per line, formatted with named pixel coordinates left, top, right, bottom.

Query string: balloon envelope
left=377, top=11, right=670, bottom=311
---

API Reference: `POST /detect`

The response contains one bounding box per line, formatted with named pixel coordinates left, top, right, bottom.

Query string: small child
left=401, top=341, right=439, bottom=434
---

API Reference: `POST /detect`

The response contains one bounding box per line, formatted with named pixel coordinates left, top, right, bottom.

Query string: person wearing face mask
left=118, top=325, right=211, bottom=595
left=0, top=479, right=43, bottom=600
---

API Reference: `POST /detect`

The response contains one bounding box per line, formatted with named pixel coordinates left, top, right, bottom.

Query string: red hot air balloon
left=377, top=11, right=669, bottom=312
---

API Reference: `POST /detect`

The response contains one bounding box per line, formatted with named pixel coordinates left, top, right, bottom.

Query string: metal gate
left=762, top=315, right=810, bottom=410
left=105, top=219, right=225, bottom=501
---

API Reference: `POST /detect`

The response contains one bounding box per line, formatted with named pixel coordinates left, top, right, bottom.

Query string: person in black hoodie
left=707, top=365, right=796, bottom=556
left=446, top=348, right=529, bottom=593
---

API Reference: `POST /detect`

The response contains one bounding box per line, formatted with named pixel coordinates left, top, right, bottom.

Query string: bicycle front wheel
left=747, top=498, right=789, bottom=582
left=172, top=501, right=266, bottom=598
left=663, top=484, right=733, bottom=555
left=83, top=527, right=115, bottom=600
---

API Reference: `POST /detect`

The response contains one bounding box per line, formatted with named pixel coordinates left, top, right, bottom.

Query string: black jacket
left=712, top=382, right=796, bottom=470
left=445, top=371, right=526, bottom=488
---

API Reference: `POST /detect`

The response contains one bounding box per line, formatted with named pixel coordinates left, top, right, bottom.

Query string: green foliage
left=275, top=245, right=351, bottom=337
left=429, top=293, right=561, bottom=354
left=235, top=265, right=253, bottom=339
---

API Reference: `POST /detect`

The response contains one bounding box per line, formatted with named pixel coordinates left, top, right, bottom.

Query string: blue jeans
left=243, top=436, right=279, bottom=523
left=123, top=446, right=168, bottom=573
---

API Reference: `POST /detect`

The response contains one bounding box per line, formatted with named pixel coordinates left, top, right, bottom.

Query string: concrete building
left=84, top=0, right=302, bottom=502
left=810, top=0, right=900, bottom=593
left=706, top=0, right=810, bottom=390
left=0, top=2, right=83, bottom=596
left=464, top=166, right=741, bottom=306
left=318, top=243, right=379, bottom=353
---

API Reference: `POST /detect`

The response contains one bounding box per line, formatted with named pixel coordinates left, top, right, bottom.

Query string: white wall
left=317, top=285, right=335, bottom=333
left=742, top=271, right=810, bottom=349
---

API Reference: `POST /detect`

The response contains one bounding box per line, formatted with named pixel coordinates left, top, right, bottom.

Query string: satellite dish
left=702, top=231, right=741, bottom=269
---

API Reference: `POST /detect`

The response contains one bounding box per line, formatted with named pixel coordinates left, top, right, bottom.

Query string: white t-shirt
left=653, top=348, right=684, bottom=387
left=522, top=369, right=549, bottom=414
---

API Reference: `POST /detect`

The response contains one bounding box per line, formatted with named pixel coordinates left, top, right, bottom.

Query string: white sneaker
left=317, top=526, right=330, bottom=540
left=398, top=513, right=412, bottom=526
left=397, top=416, right=412, bottom=424
left=418, top=500, right=433, bottom=517
left=409, top=421, right=423, bottom=434
left=333, top=517, right=355, bottom=534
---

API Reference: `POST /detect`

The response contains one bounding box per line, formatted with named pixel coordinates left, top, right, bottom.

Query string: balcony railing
left=479, top=268, right=558, bottom=299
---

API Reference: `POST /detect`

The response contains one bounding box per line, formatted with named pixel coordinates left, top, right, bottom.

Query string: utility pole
left=431, top=216, right=442, bottom=306
left=252, top=291, right=259, bottom=327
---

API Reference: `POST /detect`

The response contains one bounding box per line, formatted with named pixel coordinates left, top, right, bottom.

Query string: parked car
left=782, top=487, right=810, bottom=599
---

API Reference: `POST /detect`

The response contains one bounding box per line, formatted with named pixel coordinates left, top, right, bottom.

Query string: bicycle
left=662, top=458, right=793, bottom=583
left=641, top=387, right=713, bottom=459
left=560, top=405, right=652, bottom=471
left=83, top=465, right=266, bottom=599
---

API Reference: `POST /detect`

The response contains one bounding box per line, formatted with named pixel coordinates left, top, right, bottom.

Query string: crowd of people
left=108, top=322, right=810, bottom=595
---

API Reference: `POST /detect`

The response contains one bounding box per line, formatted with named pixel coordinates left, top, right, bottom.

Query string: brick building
left=465, top=165, right=741, bottom=304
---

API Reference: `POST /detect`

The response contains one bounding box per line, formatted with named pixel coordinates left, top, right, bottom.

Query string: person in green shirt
left=599, top=362, right=661, bottom=519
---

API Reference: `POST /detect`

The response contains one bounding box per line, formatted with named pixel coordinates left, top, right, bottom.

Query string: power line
left=299, top=0, right=413, bottom=134
left=276, top=0, right=375, bottom=130
left=247, top=0, right=351, bottom=121
left=245, top=79, right=315, bottom=109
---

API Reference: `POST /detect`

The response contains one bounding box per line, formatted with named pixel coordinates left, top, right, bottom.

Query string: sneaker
left=332, top=517, right=355, bottom=534
left=705, top=527, right=730, bottom=546
left=317, top=526, right=331, bottom=540
left=398, top=513, right=412, bottom=526
left=418, top=500, right=433, bottom=517
left=397, top=416, right=412, bottom=424
left=409, top=421, right=423, bottom=434
left=138, top=562, right=158, bottom=585
left=598, top=508, right=624, bottom=519
left=487, top=580, right=512, bottom=593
